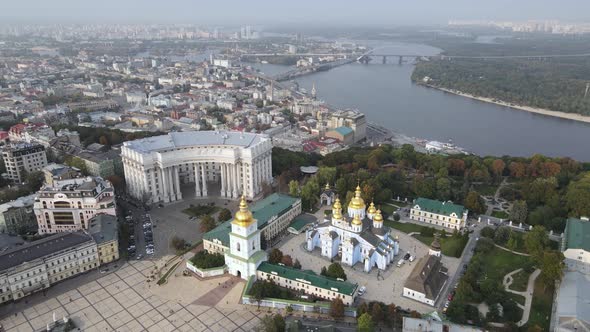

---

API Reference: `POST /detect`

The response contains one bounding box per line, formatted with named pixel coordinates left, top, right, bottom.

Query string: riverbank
left=420, top=83, right=590, bottom=124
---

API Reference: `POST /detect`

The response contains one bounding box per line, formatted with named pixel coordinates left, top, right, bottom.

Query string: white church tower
left=225, top=196, right=267, bottom=279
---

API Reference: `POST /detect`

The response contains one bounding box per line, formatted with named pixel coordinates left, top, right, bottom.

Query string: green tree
left=565, top=173, right=590, bottom=217
left=25, top=171, right=44, bottom=191
left=217, top=208, right=232, bottom=222
left=293, top=259, right=302, bottom=269
left=510, top=200, right=528, bottom=224
left=268, top=248, right=284, bottom=264
left=436, top=177, right=452, bottom=201
left=288, top=180, right=300, bottom=197
left=300, top=178, right=320, bottom=211
left=335, top=178, right=347, bottom=197
left=506, top=232, right=519, bottom=251
left=464, top=191, right=485, bottom=214
left=256, top=314, right=285, bottom=332
left=317, top=167, right=337, bottom=187
left=199, top=215, right=216, bottom=233
left=540, top=251, right=565, bottom=290
left=523, top=226, right=549, bottom=261
left=329, top=297, right=345, bottom=319
left=493, top=227, right=511, bottom=245
left=357, top=312, right=374, bottom=332
left=326, top=263, right=347, bottom=280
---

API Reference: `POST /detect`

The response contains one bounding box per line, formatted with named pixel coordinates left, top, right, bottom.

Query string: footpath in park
left=503, top=268, right=541, bottom=327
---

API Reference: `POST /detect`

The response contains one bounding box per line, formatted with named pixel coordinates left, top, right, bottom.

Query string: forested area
left=412, top=57, right=590, bottom=115
left=412, top=35, right=590, bottom=116
left=274, top=145, right=590, bottom=233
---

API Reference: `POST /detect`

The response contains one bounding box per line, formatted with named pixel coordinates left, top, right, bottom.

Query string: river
left=254, top=41, right=590, bottom=161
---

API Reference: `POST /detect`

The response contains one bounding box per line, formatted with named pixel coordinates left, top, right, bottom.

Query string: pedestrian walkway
left=503, top=268, right=541, bottom=327
left=494, top=244, right=530, bottom=257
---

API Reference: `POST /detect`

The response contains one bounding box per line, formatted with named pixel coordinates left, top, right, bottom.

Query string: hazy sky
left=2, top=0, right=588, bottom=25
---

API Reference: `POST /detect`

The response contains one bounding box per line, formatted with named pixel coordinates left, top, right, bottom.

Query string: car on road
left=403, top=253, right=411, bottom=260
left=409, top=255, right=415, bottom=262
left=397, top=259, right=405, bottom=267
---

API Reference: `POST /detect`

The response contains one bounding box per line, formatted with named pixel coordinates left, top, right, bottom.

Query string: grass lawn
left=386, top=221, right=468, bottom=258
left=491, top=210, right=509, bottom=219
left=509, top=269, right=531, bottom=292
left=182, top=205, right=219, bottom=217
left=480, top=247, right=530, bottom=284
left=508, top=292, right=525, bottom=306
left=381, top=204, right=396, bottom=216
left=527, top=277, right=554, bottom=331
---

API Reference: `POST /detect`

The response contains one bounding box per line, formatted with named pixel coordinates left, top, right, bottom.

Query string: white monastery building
left=121, top=131, right=273, bottom=203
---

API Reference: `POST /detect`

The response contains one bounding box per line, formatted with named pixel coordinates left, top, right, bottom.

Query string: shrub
left=190, top=251, right=225, bottom=269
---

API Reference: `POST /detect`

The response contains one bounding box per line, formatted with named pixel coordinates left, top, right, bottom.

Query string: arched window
left=252, top=242, right=255, bottom=250
left=236, top=242, right=241, bottom=252
left=77, top=202, right=82, bottom=209
left=42, top=201, right=47, bottom=209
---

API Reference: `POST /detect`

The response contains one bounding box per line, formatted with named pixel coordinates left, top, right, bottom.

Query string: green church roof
left=413, top=197, right=466, bottom=217
left=203, top=194, right=300, bottom=247
left=257, top=262, right=358, bottom=296
left=562, top=217, right=590, bottom=252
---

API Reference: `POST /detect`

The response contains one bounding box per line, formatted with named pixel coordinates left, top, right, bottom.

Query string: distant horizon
left=1, top=0, right=588, bottom=26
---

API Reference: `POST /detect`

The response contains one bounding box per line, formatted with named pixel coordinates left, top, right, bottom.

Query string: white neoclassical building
left=122, top=131, right=273, bottom=203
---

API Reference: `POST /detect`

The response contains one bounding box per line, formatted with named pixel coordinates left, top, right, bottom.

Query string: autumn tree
left=329, top=297, right=345, bottom=319
left=199, top=215, right=216, bottom=233
left=293, top=259, right=302, bottom=269
left=509, top=161, right=526, bottom=178
left=280, top=255, right=293, bottom=267
left=268, top=248, right=284, bottom=264
left=217, top=208, right=232, bottom=222
left=370, top=302, right=383, bottom=323
left=491, top=159, right=505, bottom=181
left=464, top=191, right=486, bottom=214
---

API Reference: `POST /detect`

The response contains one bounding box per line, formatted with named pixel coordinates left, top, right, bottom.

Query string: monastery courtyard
left=0, top=256, right=263, bottom=332
left=277, top=229, right=461, bottom=313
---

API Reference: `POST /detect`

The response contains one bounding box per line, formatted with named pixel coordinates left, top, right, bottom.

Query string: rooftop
left=0, top=232, right=94, bottom=272
left=88, top=214, right=118, bottom=244
left=0, top=194, right=36, bottom=214
left=123, top=130, right=268, bottom=154
left=331, top=126, right=354, bottom=136
left=413, top=198, right=466, bottom=217
left=562, top=217, right=590, bottom=252
left=257, top=262, right=357, bottom=296
left=554, top=271, right=590, bottom=330
left=404, top=255, right=448, bottom=301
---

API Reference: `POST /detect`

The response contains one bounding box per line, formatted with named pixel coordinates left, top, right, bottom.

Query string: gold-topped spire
left=332, top=197, right=342, bottom=219
left=367, top=201, right=377, bottom=215
left=232, top=195, right=255, bottom=226
left=373, top=209, right=383, bottom=223
left=352, top=213, right=363, bottom=225
left=325, top=183, right=330, bottom=190
left=348, top=183, right=365, bottom=210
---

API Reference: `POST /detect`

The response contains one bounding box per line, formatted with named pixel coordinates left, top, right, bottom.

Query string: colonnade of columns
left=151, top=154, right=272, bottom=203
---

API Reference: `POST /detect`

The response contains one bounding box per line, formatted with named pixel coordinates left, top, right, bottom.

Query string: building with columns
left=121, top=131, right=273, bottom=203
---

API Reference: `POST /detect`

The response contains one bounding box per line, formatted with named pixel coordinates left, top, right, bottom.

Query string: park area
left=384, top=220, right=468, bottom=257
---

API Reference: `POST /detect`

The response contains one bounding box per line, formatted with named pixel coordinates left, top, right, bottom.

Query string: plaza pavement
left=277, top=230, right=460, bottom=314
left=0, top=257, right=264, bottom=332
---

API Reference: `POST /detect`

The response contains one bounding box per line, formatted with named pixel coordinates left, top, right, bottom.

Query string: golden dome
left=332, top=198, right=342, bottom=219
left=348, top=185, right=365, bottom=210
left=232, top=195, right=255, bottom=226
left=373, top=209, right=383, bottom=223
left=352, top=213, right=363, bottom=226
left=367, top=202, right=377, bottom=215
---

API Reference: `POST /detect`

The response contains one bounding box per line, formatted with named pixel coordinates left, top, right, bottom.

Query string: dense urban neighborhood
left=0, top=19, right=589, bottom=332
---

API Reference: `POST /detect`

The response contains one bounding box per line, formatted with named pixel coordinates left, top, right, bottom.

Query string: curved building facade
left=122, top=131, right=273, bottom=203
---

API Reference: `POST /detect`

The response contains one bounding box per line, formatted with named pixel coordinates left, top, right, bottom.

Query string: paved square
left=0, top=258, right=264, bottom=332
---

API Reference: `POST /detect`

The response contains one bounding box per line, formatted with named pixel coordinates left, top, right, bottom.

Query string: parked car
left=397, top=259, right=406, bottom=267
left=403, top=253, right=411, bottom=260
left=358, top=286, right=366, bottom=295
left=409, top=255, right=415, bottom=262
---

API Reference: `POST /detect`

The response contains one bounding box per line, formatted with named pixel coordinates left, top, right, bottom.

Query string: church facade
left=306, top=185, right=399, bottom=273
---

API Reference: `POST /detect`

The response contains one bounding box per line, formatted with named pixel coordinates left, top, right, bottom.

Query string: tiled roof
left=413, top=197, right=465, bottom=217
left=257, top=262, right=357, bottom=296
left=404, top=255, right=448, bottom=301
left=562, top=218, right=590, bottom=252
